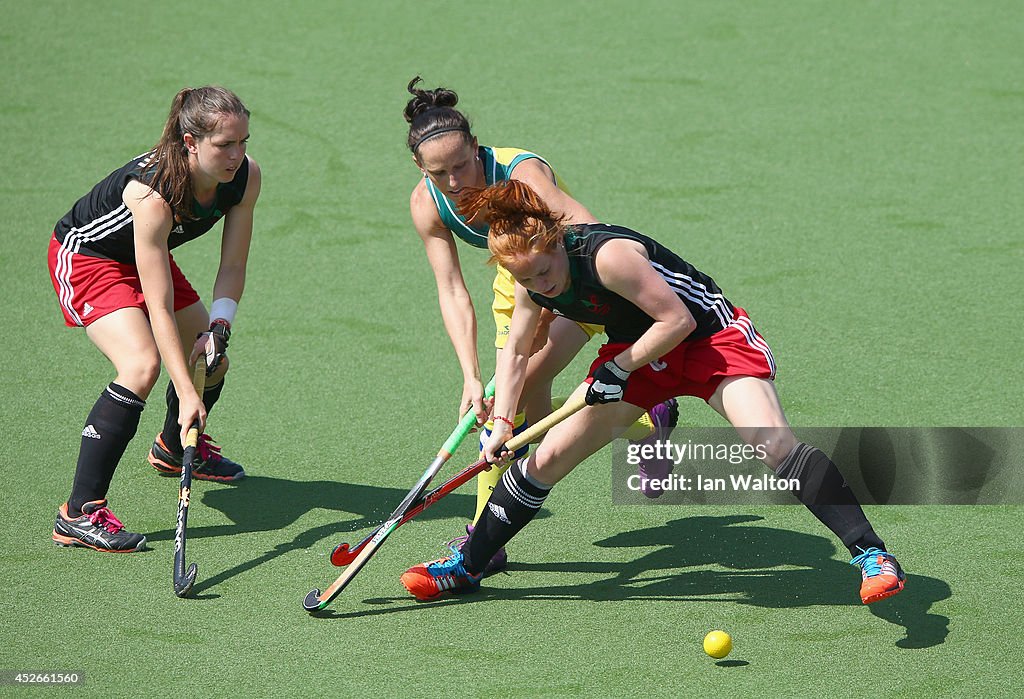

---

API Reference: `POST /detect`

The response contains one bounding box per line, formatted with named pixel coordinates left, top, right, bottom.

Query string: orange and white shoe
left=850, top=547, right=905, bottom=604
left=400, top=544, right=483, bottom=601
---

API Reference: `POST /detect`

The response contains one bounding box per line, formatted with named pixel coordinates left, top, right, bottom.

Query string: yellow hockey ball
left=703, top=630, right=732, bottom=659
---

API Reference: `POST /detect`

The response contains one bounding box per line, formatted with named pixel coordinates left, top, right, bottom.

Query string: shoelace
left=851, top=548, right=889, bottom=577
left=196, top=434, right=222, bottom=462
left=427, top=543, right=466, bottom=574
left=88, top=507, right=125, bottom=534
left=444, top=533, right=470, bottom=551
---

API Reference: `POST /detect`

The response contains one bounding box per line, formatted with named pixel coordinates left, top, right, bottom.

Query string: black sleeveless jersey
left=527, top=224, right=735, bottom=343
left=53, top=152, right=250, bottom=264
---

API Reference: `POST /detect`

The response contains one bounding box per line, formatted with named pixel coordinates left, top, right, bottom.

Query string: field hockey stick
left=172, top=360, right=207, bottom=598
left=365, top=388, right=591, bottom=548
left=327, top=458, right=490, bottom=568
left=303, top=386, right=588, bottom=612
left=329, top=428, right=505, bottom=567
left=335, top=446, right=500, bottom=561
left=329, top=377, right=497, bottom=567
left=327, top=388, right=592, bottom=566
left=303, top=377, right=496, bottom=612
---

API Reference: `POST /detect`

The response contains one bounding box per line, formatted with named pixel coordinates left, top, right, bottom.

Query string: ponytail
left=143, top=86, right=249, bottom=220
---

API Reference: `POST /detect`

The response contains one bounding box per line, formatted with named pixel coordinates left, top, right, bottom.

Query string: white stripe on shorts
left=729, top=315, right=776, bottom=377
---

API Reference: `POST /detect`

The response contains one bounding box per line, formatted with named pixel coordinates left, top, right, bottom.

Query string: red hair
left=457, top=180, right=567, bottom=267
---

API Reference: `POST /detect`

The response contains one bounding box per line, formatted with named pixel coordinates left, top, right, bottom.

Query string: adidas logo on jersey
left=83, top=303, right=94, bottom=317
left=82, top=425, right=101, bottom=440
left=488, top=503, right=512, bottom=525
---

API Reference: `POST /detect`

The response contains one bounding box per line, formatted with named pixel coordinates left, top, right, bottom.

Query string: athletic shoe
left=632, top=398, right=679, bottom=498
left=400, top=544, right=483, bottom=601
left=850, top=547, right=906, bottom=604
left=148, top=433, right=245, bottom=482
left=52, top=500, right=146, bottom=553
left=445, top=524, right=507, bottom=575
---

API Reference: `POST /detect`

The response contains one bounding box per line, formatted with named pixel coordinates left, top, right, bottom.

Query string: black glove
left=586, top=360, right=630, bottom=405
left=199, top=320, right=231, bottom=375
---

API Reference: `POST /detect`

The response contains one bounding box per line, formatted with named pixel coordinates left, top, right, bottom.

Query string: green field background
left=2, top=1, right=1022, bottom=697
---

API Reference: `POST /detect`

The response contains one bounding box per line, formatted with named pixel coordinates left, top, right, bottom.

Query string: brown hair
left=143, top=86, right=249, bottom=220
left=458, top=180, right=568, bottom=267
left=404, top=77, right=473, bottom=155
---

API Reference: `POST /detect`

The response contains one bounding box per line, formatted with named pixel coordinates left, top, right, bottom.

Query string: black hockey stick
left=173, top=361, right=207, bottom=597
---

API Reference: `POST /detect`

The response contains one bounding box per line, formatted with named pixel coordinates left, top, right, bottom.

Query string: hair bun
left=404, top=76, right=460, bottom=123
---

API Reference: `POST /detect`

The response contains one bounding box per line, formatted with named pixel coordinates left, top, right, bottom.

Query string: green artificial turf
left=2, top=1, right=1022, bottom=696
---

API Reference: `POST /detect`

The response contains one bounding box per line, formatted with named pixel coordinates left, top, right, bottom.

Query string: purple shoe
left=633, top=399, right=679, bottom=498
left=447, top=524, right=507, bottom=575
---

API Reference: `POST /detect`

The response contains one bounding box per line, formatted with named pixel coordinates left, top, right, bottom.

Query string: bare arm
left=410, top=182, right=485, bottom=420
left=509, top=158, right=596, bottom=225
left=593, top=239, right=697, bottom=371
left=483, top=283, right=543, bottom=462
left=124, top=179, right=205, bottom=439
left=213, top=157, right=261, bottom=308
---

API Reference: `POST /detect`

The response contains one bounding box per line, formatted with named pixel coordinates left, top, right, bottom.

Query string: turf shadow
left=147, top=475, right=479, bottom=540
left=324, top=515, right=950, bottom=648
left=143, top=475, right=518, bottom=593
left=584, top=515, right=951, bottom=648
left=867, top=574, right=951, bottom=649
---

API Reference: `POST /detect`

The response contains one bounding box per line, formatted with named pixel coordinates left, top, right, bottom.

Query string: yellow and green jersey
left=423, top=146, right=567, bottom=248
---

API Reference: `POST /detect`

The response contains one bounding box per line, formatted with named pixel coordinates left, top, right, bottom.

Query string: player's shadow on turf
left=145, top=475, right=526, bottom=593
left=340, top=514, right=950, bottom=648
left=524, top=515, right=950, bottom=649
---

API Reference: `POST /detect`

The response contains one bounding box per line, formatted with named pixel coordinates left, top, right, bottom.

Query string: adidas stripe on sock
left=68, top=384, right=145, bottom=516
left=464, top=458, right=551, bottom=575
left=776, top=442, right=885, bottom=556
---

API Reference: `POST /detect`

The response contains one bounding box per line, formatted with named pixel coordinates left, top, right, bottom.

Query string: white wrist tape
left=210, top=297, right=238, bottom=325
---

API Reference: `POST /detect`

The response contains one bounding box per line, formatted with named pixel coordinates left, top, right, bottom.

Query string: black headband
left=413, top=126, right=470, bottom=151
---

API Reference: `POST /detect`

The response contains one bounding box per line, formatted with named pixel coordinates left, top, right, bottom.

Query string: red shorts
left=588, top=307, right=776, bottom=409
left=48, top=233, right=200, bottom=327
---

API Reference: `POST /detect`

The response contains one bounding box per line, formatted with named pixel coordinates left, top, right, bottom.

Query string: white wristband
left=210, top=297, right=238, bottom=326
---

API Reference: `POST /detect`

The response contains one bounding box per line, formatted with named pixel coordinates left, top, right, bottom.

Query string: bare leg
left=707, top=375, right=796, bottom=468
left=518, top=317, right=589, bottom=423
left=708, top=375, right=888, bottom=563
left=526, top=388, right=645, bottom=486
left=85, top=307, right=162, bottom=399
left=474, top=318, right=589, bottom=523
left=66, top=308, right=158, bottom=513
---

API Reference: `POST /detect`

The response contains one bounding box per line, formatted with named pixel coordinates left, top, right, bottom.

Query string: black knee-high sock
left=160, top=378, right=225, bottom=453
left=464, top=459, right=552, bottom=575
left=68, top=384, right=146, bottom=516
left=776, top=442, right=886, bottom=557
